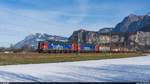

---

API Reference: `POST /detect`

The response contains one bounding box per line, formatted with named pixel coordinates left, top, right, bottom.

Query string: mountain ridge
left=112, top=13, right=150, bottom=33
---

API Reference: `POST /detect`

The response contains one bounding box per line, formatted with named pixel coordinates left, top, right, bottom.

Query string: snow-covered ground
left=0, top=55, right=150, bottom=82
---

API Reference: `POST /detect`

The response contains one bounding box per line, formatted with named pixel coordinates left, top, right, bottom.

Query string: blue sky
left=0, top=0, right=150, bottom=47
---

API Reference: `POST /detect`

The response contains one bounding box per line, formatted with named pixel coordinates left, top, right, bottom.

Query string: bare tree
left=21, top=44, right=35, bottom=52
left=9, top=44, right=15, bottom=51
left=0, top=47, right=6, bottom=52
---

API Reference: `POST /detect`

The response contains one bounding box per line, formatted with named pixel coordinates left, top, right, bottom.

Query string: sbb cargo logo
left=84, top=47, right=91, bottom=50
left=53, top=45, right=64, bottom=50
left=49, top=43, right=64, bottom=50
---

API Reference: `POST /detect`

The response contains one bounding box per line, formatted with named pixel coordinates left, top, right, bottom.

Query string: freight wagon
left=99, top=46, right=111, bottom=52
left=38, top=41, right=99, bottom=53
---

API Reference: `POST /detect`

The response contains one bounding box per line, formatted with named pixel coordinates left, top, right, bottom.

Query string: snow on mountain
left=0, top=55, right=150, bottom=82
left=98, top=28, right=113, bottom=33
left=146, top=12, right=150, bottom=16
left=14, top=33, right=68, bottom=49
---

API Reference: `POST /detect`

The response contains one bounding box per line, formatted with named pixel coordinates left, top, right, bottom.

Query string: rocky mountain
left=98, top=28, right=113, bottom=33
left=113, top=13, right=150, bottom=33
left=69, top=12, right=150, bottom=50
left=139, top=24, right=150, bottom=32
left=69, top=29, right=99, bottom=44
left=69, top=29, right=126, bottom=45
left=14, top=33, right=68, bottom=49
left=112, top=14, right=144, bottom=32
left=126, top=13, right=150, bottom=32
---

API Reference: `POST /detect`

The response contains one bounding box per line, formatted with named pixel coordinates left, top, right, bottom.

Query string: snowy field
left=0, top=55, right=150, bottom=82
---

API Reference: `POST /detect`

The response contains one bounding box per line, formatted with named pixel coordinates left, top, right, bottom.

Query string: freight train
left=38, top=40, right=138, bottom=53
left=38, top=40, right=111, bottom=53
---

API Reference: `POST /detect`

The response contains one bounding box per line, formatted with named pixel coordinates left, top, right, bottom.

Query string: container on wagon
left=99, top=46, right=110, bottom=51
left=81, top=44, right=95, bottom=51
